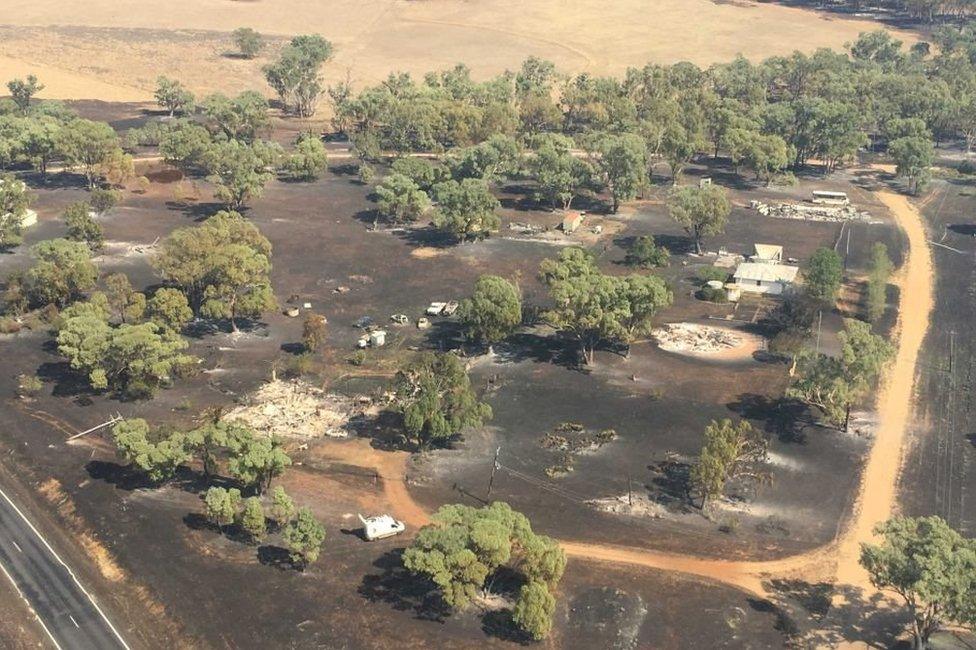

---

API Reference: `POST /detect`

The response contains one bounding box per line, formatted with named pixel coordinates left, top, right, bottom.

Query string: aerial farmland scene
left=1, top=0, right=976, bottom=648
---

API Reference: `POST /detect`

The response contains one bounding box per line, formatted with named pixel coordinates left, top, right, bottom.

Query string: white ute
left=358, top=514, right=406, bottom=541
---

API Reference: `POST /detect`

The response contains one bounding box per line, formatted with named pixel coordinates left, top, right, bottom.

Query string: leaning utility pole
left=486, top=446, right=501, bottom=497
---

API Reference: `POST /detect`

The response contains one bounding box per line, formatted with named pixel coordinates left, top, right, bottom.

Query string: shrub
left=698, top=286, right=728, bottom=303
left=697, top=266, right=729, bottom=284
left=958, top=160, right=976, bottom=175
left=16, top=374, right=42, bottom=396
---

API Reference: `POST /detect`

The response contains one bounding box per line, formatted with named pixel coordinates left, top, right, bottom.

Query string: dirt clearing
left=0, top=0, right=917, bottom=100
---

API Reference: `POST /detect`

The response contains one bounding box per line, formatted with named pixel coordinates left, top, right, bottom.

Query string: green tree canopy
left=861, top=516, right=976, bottom=649
left=283, top=131, right=328, bottom=181
left=0, top=174, right=34, bottom=250
left=889, top=136, right=934, bottom=195
left=7, top=75, right=44, bottom=115
left=393, top=352, right=492, bottom=450
left=690, top=419, right=768, bottom=508
left=803, top=247, right=844, bottom=304
left=63, top=201, right=103, bottom=251
left=111, top=418, right=190, bottom=483
left=667, top=184, right=731, bottom=255
left=457, top=274, right=522, bottom=347
left=540, top=247, right=672, bottom=364
left=374, top=173, right=431, bottom=225
left=147, top=288, right=193, bottom=332
left=22, top=238, right=97, bottom=308
left=232, top=27, right=265, bottom=59
left=431, top=178, right=500, bottom=241
left=203, top=138, right=281, bottom=209
left=403, top=501, right=565, bottom=640
left=57, top=317, right=196, bottom=397
left=264, top=35, right=334, bottom=117
left=283, top=507, right=326, bottom=570
left=788, top=318, right=894, bottom=430
left=593, top=133, right=647, bottom=212
left=154, top=76, right=195, bottom=117
left=527, top=133, right=593, bottom=210
left=153, top=210, right=276, bottom=330
left=57, top=119, right=123, bottom=188
left=624, top=235, right=669, bottom=269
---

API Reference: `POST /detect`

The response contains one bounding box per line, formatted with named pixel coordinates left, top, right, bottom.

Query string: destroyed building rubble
left=652, top=323, right=744, bottom=353
left=750, top=200, right=873, bottom=223
left=223, top=379, right=364, bottom=440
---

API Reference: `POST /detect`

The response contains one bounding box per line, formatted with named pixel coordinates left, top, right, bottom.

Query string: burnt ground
left=899, top=174, right=976, bottom=534
left=0, top=101, right=908, bottom=647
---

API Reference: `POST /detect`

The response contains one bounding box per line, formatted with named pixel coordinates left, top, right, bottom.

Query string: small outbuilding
left=751, top=243, right=784, bottom=264
left=560, top=210, right=585, bottom=234
left=733, top=262, right=799, bottom=296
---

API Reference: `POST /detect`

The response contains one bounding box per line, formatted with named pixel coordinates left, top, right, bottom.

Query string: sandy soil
left=830, top=189, right=933, bottom=587
left=0, top=0, right=917, bottom=101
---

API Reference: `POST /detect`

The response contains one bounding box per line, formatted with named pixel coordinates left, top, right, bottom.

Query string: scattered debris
left=541, top=423, right=618, bottom=478
left=653, top=323, right=743, bottom=353
left=390, top=313, right=409, bottom=325
left=416, top=317, right=431, bottom=330
left=284, top=307, right=300, bottom=318
left=441, top=301, right=459, bottom=316
left=353, top=316, right=374, bottom=329
left=750, top=200, right=872, bottom=223
left=334, top=286, right=350, bottom=294
left=587, top=493, right=665, bottom=518
left=223, top=379, right=360, bottom=440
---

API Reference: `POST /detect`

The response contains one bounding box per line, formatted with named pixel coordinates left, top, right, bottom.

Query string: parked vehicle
left=358, top=514, right=406, bottom=541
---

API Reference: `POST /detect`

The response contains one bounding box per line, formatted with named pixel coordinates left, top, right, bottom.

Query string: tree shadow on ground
left=758, top=579, right=908, bottom=648
left=36, top=360, right=96, bottom=399
left=727, top=393, right=811, bottom=444
left=85, top=460, right=157, bottom=491
left=163, top=200, right=227, bottom=222
left=481, top=609, right=531, bottom=645
left=280, top=342, right=306, bottom=355
left=396, top=224, right=458, bottom=249
left=492, top=331, right=588, bottom=371
left=358, top=549, right=452, bottom=622
left=20, top=171, right=90, bottom=190
left=645, top=458, right=695, bottom=512
left=257, top=544, right=298, bottom=571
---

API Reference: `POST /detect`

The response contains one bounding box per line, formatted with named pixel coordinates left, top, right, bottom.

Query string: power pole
left=486, top=446, right=501, bottom=497
left=815, top=310, right=823, bottom=354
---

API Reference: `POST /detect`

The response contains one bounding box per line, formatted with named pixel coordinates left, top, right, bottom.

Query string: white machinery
left=358, top=514, right=406, bottom=541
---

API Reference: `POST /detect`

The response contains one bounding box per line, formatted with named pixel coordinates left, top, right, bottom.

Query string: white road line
left=68, top=615, right=80, bottom=629
left=0, top=552, right=63, bottom=650
left=0, top=486, right=130, bottom=649
left=12, top=540, right=22, bottom=552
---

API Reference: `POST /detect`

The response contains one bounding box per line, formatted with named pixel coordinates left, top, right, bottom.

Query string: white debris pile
left=224, top=379, right=358, bottom=440
left=587, top=493, right=665, bottom=519
left=750, top=200, right=871, bottom=223
left=653, top=323, right=742, bottom=353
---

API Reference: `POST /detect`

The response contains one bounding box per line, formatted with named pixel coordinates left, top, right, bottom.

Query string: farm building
left=733, top=262, right=799, bottom=295
left=560, top=210, right=585, bottom=234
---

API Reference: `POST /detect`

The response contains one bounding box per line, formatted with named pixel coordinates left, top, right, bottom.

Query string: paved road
left=0, top=486, right=129, bottom=650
